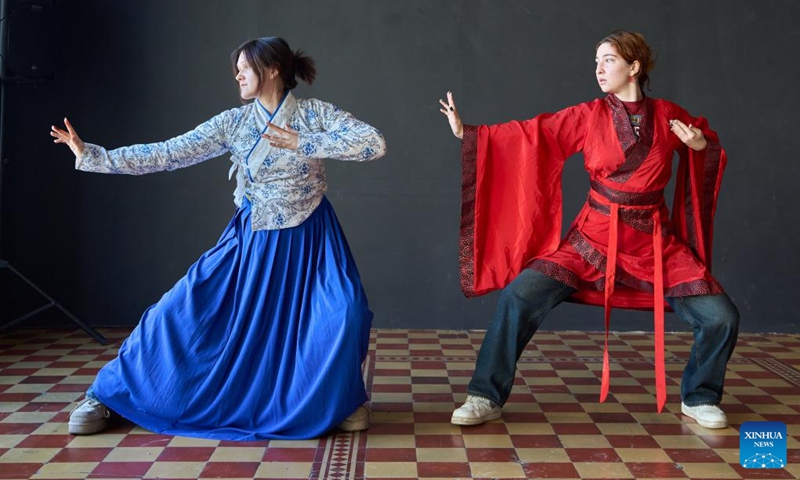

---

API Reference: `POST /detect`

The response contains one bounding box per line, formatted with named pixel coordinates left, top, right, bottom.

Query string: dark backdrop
left=2, top=0, right=798, bottom=333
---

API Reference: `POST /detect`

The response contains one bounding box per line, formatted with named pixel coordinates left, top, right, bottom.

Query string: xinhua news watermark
left=740, top=421, right=787, bottom=469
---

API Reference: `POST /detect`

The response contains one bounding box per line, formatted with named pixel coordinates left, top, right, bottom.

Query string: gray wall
left=2, top=0, right=798, bottom=333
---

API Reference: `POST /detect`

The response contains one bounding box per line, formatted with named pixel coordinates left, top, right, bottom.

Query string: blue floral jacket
left=76, top=93, right=387, bottom=230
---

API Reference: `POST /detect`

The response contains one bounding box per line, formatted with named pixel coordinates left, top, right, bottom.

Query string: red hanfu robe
left=459, top=94, right=727, bottom=412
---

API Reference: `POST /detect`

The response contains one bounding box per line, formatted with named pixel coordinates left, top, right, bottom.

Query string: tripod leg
left=1, top=304, right=53, bottom=330
left=1, top=261, right=108, bottom=345
left=53, top=300, right=108, bottom=345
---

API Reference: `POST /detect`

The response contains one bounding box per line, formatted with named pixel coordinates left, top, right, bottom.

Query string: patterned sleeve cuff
left=75, top=143, right=101, bottom=171
left=704, top=139, right=721, bottom=156
left=459, top=125, right=480, bottom=297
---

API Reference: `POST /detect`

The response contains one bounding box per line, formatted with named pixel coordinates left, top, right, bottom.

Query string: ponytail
left=293, top=49, right=316, bottom=86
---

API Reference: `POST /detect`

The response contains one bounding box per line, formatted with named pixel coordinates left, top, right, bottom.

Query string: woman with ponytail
left=52, top=37, right=386, bottom=440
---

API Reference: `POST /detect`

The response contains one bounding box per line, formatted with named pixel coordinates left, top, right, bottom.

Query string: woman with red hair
left=440, top=31, right=738, bottom=429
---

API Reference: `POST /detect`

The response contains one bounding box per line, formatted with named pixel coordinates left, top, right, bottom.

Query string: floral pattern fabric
left=76, top=93, right=386, bottom=230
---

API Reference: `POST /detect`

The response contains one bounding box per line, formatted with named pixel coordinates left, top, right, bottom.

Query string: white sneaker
left=681, top=402, right=728, bottom=429
left=451, top=395, right=502, bottom=426
left=68, top=397, right=110, bottom=435
left=337, top=405, right=371, bottom=432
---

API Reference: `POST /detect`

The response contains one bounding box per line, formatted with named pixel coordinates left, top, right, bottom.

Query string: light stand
left=0, top=0, right=106, bottom=344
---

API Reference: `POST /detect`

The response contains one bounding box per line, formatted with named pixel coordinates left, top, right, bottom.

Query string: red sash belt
left=589, top=184, right=667, bottom=413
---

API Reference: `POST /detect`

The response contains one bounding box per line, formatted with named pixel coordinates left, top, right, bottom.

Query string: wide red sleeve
left=669, top=106, right=727, bottom=269
left=460, top=101, right=596, bottom=297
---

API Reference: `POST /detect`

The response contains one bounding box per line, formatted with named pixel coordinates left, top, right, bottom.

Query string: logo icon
left=740, top=421, right=786, bottom=469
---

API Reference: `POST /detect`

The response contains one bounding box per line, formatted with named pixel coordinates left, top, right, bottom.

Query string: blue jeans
left=467, top=269, right=740, bottom=407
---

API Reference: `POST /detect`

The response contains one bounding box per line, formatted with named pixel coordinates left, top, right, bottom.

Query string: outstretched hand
left=262, top=122, right=298, bottom=150
left=669, top=119, right=707, bottom=151
left=50, top=118, right=86, bottom=157
left=439, top=91, right=463, bottom=139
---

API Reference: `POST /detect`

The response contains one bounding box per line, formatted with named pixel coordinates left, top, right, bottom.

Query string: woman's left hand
left=262, top=123, right=298, bottom=150
left=669, top=119, right=707, bottom=151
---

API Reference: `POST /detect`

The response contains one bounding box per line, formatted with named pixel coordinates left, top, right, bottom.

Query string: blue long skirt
left=90, top=197, right=372, bottom=440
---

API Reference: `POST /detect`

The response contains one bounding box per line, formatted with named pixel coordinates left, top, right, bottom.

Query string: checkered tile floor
left=1, top=328, right=798, bottom=479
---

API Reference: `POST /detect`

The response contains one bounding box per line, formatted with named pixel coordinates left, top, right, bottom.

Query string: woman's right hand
left=439, top=91, right=463, bottom=139
left=50, top=118, right=85, bottom=157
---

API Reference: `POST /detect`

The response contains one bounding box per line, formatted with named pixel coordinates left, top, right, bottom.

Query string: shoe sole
left=681, top=406, right=727, bottom=429
left=451, top=410, right=502, bottom=426
left=338, top=418, right=370, bottom=432
left=68, top=418, right=107, bottom=435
